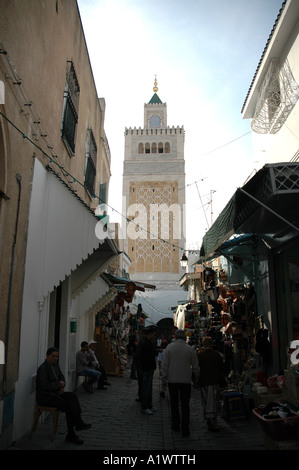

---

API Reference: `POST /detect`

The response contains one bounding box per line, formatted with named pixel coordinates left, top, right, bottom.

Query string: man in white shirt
left=161, top=329, right=199, bottom=437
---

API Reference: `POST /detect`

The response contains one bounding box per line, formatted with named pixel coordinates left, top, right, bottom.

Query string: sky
left=77, top=0, right=284, bottom=251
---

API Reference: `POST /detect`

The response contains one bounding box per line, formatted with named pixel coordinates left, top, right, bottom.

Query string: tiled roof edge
left=241, top=0, right=287, bottom=113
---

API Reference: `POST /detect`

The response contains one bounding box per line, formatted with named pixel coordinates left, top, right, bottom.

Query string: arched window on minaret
left=158, top=142, right=163, bottom=153
left=152, top=142, right=157, bottom=153
left=145, top=142, right=150, bottom=154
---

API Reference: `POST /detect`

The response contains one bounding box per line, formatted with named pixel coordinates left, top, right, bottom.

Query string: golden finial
left=153, top=75, right=158, bottom=93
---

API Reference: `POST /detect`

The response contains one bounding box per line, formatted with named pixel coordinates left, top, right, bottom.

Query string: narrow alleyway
left=9, top=365, right=273, bottom=453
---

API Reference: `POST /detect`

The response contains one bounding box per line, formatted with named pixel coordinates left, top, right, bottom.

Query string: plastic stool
left=29, top=405, right=59, bottom=441
left=222, top=391, right=248, bottom=422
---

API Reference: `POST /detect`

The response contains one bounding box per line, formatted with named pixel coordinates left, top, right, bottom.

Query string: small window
left=99, top=182, right=108, bottom=204
left=84, top=129, right=97, bottom=196
left=150, top=115, right=161, bottom=128
left=61, top=61, right=80, bottom=155
left=145, top=143, right=150, bottom=154
left=158, top=142, right=163, bottom=153
left=138, top=143, right=144, bottom=154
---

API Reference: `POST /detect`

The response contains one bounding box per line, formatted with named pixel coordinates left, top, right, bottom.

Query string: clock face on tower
left=150, top=115, right=161, bottom=128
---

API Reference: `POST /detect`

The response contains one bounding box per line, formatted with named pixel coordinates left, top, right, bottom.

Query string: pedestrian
left=128, top=329, right=139, bottom=379
left=88, top=340, right=111, bottom=385
left=76, top=341, right=106, bottom=392
left=255, top=328, right=271, bottom=375
left=36, top=347, right=91, bottom=445
left=161, top=329, right=199, bottom=437
left=197, top=336, right=225, bottom=432
left=135, top=327, right=157, bottom=415
left=157, top=340, right=168, bottom=373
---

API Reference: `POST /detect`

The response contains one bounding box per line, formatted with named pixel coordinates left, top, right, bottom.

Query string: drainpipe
left=3, top=173, right=21, bottom=397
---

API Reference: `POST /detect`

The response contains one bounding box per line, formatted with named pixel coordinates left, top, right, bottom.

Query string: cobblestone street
left=10, top=366, right=271, bottom=454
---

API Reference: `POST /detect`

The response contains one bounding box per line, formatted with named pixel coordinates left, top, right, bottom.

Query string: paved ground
left=8, top=365, right=299, bottom=456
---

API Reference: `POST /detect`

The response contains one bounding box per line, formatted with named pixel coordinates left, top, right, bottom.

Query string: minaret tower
left=122, top=78, right=187, bottom=323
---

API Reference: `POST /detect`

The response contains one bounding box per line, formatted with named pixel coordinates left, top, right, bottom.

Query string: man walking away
left=197, top=336, right=225, bottom=432
left=135, top=327, right=157, bottom=415
left=161, top=329, right=199, bottom=437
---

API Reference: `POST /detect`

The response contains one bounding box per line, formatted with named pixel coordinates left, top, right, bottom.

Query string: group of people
left=75, top=340, right=111, bottom=392
left=35, top=328, right=225, bottom=446
left=129, top=326, right=225, bottom=435
left=35, top=339, right=111, bottom=445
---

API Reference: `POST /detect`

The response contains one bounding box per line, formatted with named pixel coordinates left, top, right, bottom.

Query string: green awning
left=101, top=273, right=156, bottom=292
left=200, top=162, right=299, bottom=259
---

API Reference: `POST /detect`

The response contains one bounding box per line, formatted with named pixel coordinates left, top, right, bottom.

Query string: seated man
left=36, top=347, right=91, bottom=445
left=88, top=339, right=111, bottom=386
left=76, top=341, right=106, bottom=392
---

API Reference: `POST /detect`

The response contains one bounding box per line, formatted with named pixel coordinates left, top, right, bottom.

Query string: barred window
left=84, top=129, right=97, bottom=196
left=61, top=61, right=80, bottom=154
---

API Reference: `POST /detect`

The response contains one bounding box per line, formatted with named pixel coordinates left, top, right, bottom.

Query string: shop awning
left=200, top=163, right=299, bottom=260
left=101, top=273, right=156, bottom=292
left=71, top=238, right=121, bottom=299
left=203, top=233, right=257, bottom=261
left=25, top=159, right=114, bottom=301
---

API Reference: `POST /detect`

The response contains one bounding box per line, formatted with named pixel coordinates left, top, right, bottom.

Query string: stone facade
left=123, top=88, right=186, bottom=281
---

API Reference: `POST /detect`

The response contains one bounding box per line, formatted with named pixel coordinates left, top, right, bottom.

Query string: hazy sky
left=77, top=0, right=284, bottom=250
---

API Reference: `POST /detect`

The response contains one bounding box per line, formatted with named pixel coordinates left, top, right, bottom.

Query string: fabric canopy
left=101, top=273, right=156, bottom=292
left=200, top=162, right=299, bottom=259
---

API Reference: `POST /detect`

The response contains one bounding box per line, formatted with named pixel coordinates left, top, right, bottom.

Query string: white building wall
left=243, top=1, right=299, bottom=167
left=13, top=159, right=104, bottom=441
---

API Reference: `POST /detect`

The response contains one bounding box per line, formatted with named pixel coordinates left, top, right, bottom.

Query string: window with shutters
left=61, top=61, right=80, bottom=155
left=99, top=182, right=108, bottom=204
left=84, top=128, right=97, bottom=196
